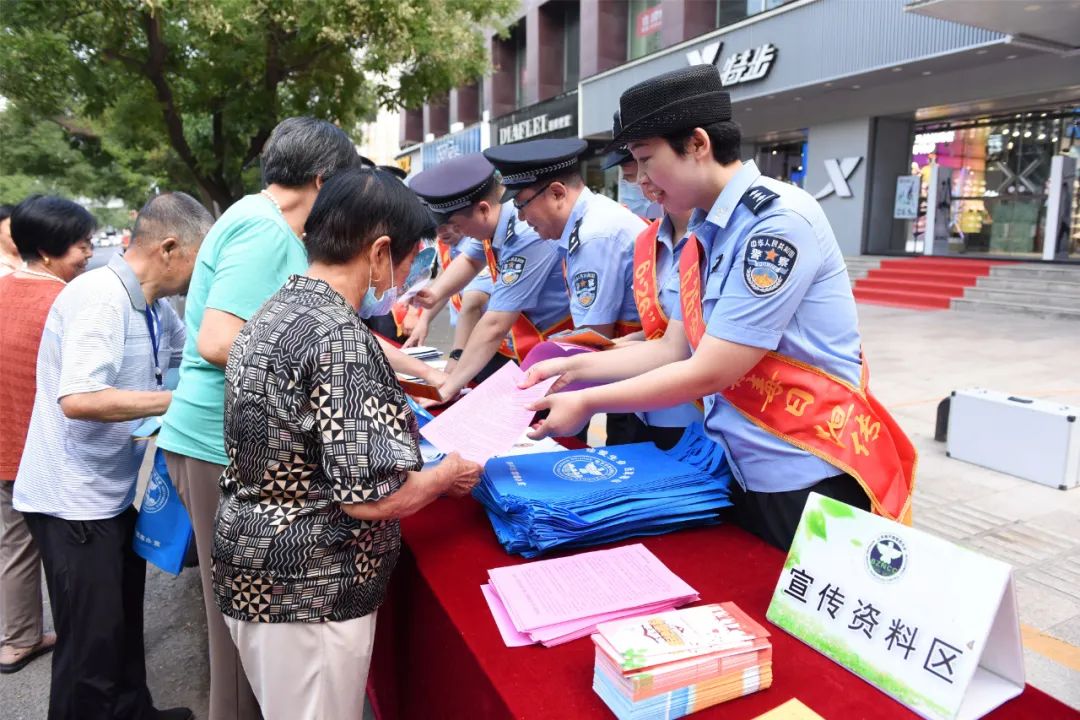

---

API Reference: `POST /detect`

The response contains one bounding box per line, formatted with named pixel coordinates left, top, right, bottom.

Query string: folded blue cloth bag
left=133, top=448, right=194, bottom=575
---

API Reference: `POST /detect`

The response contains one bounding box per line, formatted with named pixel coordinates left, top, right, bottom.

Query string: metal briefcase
left=946, top=388, right=1079, bottom=490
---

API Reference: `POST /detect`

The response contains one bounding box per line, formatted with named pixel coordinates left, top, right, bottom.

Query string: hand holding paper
left=526, top=392, right=591, bottom=440
left=420, top=362, right=558, bottom=463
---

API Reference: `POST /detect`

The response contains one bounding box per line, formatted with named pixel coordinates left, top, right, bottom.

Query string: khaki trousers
left=164, top=451, right=262, bottom=720
left=0, top=481, right=43, bottom=648
left=224, top=612, right=378, bottom=720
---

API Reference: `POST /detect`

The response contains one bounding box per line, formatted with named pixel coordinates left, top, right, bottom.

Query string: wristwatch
left=448, top=348, right=464, bottom=361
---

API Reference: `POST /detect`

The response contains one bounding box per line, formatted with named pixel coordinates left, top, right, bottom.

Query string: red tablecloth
left=366, top=493, right=1077, bottom=719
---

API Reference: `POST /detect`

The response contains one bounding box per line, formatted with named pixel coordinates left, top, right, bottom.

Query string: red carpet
left=852, top=257, right=1014, bottom=310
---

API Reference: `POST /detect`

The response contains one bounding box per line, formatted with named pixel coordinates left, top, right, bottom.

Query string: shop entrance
left=908, top=105, right=1079, bottom=260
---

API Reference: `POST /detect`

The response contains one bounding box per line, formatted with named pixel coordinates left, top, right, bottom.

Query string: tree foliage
left=1, top=0, right=513, bottom=210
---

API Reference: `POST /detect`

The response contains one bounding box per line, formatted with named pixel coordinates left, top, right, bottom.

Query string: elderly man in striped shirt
left=14, top=192, right=212, bottom=720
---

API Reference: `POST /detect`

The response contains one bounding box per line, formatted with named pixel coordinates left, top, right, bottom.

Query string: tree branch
left=241, top=24, right=284, bottom=170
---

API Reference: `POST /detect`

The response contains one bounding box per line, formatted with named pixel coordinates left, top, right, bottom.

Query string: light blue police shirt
left=673, top=160, right=862, bottom=493
left=641, top=214, right=704, bottom=429
left=557, top=188, right=644, bottom=329
left=444, top=236, right=493, bottom=327
left=487, top=202, right=570, bottom=331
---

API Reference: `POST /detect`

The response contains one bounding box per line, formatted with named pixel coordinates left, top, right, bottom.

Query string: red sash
left=483, top=239, right=575, bottom=361
left=632, top=220, right=669, bottom=341
left=678, top=235, right=916, bottom=524
left=436, top=240, right=463, bottom=313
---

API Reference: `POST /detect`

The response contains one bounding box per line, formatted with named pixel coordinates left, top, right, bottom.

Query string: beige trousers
left=0, top=481, right=43, bottom=648
left=164, top=451, right=262, bottom=720
left=224, top=612, right=378, bottom=720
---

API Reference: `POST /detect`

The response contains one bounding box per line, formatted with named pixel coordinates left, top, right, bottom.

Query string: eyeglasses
left=512, top=181, right=555, bottom=212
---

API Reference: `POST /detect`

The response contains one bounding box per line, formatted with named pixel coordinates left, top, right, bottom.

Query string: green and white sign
left=766, top=493, right=1024, bottom=720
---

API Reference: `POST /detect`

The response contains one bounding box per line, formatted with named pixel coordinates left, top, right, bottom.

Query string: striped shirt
left=14, top=253, right=183, bottom=520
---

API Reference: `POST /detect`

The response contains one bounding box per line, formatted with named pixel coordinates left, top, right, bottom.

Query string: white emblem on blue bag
left=142, top=470, right=170, bottom=514
left=553, top=449, right=633, bottom=483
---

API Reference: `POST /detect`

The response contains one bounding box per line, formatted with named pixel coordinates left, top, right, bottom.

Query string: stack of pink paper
left=481, top=544, right=699, bottom=648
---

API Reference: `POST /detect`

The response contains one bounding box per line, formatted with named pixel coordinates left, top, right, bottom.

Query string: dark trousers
left=617, top=413, right=688, bottom=451
left=474, top=353, right=510, bottom=384
left=604, top=412, right=642, bottom=447
left=24, top=507, right=155, bottom=720
left=729, top=473, right=871, bottom=552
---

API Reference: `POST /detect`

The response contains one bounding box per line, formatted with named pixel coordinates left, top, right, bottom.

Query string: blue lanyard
left=144, top=305, right=162, bottom=387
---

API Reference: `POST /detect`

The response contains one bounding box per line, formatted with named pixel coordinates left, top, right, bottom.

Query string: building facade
left=402, top=0, right=1080, bottom=262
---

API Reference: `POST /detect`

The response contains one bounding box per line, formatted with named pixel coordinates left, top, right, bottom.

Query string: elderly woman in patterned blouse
left=212, top=167, right=482, bottom=720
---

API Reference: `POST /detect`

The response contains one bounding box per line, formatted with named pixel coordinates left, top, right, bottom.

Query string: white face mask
left=358, top=245, right=398, bottom=319
left=618, top=178, right=651, bottom=217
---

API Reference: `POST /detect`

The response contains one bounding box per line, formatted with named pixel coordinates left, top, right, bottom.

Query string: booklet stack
left=592, top=602, right=773, bottom=720
left=474, top=424, right=732, bottom=557
left=482, top=544, right=699, bottom=648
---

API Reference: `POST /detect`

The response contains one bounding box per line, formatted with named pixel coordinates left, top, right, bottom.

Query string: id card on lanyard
left=144, top=304, right=162, bottom=387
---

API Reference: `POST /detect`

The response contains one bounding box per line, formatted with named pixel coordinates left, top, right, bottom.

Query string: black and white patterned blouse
left=212, top=275, right=422, bottom=623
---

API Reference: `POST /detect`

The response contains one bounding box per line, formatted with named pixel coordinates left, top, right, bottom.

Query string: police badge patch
left=572, top=271, right=598, bottom=308
left=500, top=255, right=526, bottom=285
left=743, top=235, right=797, bottom=296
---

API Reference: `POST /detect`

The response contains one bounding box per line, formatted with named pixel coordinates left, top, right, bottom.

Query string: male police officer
left=409, top=153, right=572, bottom=399
left=405, top=222, right=494, bottom=376
left=483, top=138, right=646, bottom=445
left=521, top=65, right=915, bottom=549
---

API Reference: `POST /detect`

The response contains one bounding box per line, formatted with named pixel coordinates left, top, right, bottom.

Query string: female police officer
left=522, top=65, right=915, bottom=550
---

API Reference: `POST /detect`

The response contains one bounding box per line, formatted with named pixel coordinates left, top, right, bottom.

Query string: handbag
left=133, top=448, right=194, bottom=575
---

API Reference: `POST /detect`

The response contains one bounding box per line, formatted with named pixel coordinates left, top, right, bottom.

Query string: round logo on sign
left=866, top=533, right=907, bottom=582
left=553, top=455, right=619, bottom=483
left=142, top=471, right=170, bottom=514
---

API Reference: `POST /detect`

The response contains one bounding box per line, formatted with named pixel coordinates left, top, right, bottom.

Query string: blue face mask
left=618, top=178, right=651, bottom=217
left=359, top=247, right=398, bottom=319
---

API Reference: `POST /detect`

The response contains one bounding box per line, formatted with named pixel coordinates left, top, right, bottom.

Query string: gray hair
left=131, top=192, right=214, bottom=248
left=261, top=117, right=361, bottom=188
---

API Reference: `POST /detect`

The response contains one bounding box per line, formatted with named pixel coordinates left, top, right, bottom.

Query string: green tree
left=1, top=0, right=513, bottom=210
left=0, top=104, right=184, bottom=207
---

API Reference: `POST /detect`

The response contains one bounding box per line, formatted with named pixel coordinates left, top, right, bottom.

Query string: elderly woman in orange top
left=0, top=195, right=94, bottom=673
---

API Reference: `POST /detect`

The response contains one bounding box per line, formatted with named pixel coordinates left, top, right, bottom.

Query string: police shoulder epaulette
left=567, top=217, right=583, bottom=255
left=740, top=185, right=779, bottom=215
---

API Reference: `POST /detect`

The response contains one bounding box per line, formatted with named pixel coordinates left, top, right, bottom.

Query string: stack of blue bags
left=474, top=424, right=733, bottom=557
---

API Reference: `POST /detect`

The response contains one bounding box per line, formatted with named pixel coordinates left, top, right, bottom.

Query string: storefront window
left=627, top=0, right=663, bottom=61
left=717, top=0, right=793, bottom=30
left=910, top=106, right=1079, bottom=258
left=562, top=2, right=580, bottom=93
left=756, top=140, right=807, bottom=188
left=511, top=21, right=527, bottom=109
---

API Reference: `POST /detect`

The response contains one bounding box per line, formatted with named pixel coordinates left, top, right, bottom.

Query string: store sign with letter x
left=812, top=157, right=862, bottom=200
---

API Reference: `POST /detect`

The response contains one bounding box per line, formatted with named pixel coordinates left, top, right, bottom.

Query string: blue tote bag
left=133, top=448, right=194, bottom=575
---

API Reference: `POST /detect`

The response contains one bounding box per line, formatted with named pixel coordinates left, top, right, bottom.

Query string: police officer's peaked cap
left=601, top=110, right=633, bottom=171
left=606, top=65, right=732, bottom=152
left=408, top=153, right=497, bottom=220
left=483, top=138, right=588, bottom=201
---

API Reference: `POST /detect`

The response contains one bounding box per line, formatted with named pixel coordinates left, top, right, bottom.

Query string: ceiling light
left=852, top=84, right=861, bottom=90
left=1023, top=130, right=1032, bottom=137
left=921, top=70, right=932, bottom=76
left=1007, top=141, right=1015, bottom=149
left=1006, top=54, right=1018, bottom=59
left=1038, top=132, right=1046, bottom=140
left=892, top=67, right=903, bottom=72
